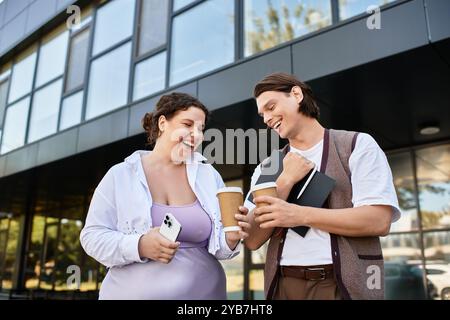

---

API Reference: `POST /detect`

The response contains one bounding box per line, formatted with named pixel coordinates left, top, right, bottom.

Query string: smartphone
left=159, top=213, right=182, bottom=242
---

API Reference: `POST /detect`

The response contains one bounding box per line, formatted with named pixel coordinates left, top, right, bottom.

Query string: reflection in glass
left=381, top=233, right=427, bottom=299
left=170, top=0, right=235, bottom=85
left=8, top=50, right=37, bottom=103
left=338, top=0, right=394, bottom=20
left=65, top=28, right=90, bottom=92
left=39, top=218, right=59, bottom=290
left=1, top=218, right=20, bottom=290
left=60, top=91, right=83, bottom=130
left=416, top=145, right=450, bottom=230
left=25, top=216, right=45, bottom=289
left=35, top=30, right=69, bottom=87
left=86, top=42, right=132, bottom=120
left=251, top=242, right=268, bottom=265
left=55, top=219, right=82, bottom=291
left=387, top=152, right=418, bottom=232
left=92, top=0, right=135, bottom=55
left=423, top=231, right=450, bottom=300
left=220, top=252, right=244, bottom=299
left=28, top=80, right=63, bottom=143
left=1, top=97, right=30, bottom=154
left=244, top=0, right=331, bottom=56
left=249, top=269, right=265, bottom=300
left=133, top=52, right=166, bottom=101
left=137, top=0, right=169, bottom=56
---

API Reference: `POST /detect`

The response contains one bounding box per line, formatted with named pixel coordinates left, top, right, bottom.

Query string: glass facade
left=60, top=91, right=84, bottom=131
left=137, top=0, right=169, bottom=56
left=92, top=0, right=135, bottom=56
left=244, top=0, right=332, bottom=57
left=86, top=42, right=132, bottom=120
left=133, top=52, right=167, bottom=101
left=28, top=80, right=63, bottom=143
left=170, top=0, right=235, bottom=85
left=35, top=29, right=69, bottom=88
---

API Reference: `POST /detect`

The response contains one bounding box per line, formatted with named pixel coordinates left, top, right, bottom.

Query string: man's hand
left=253, top=195, right=308, bottom=229
left=278, top=152, right=315, bottom=187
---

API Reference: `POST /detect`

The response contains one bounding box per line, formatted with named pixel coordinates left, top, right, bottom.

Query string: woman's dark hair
left=142, top=92, right=209, bottom=146
left=253, top=72, right=320, bottom=120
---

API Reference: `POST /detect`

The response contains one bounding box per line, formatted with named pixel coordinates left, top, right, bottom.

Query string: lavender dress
left=99, top=200, right=227, bottom=300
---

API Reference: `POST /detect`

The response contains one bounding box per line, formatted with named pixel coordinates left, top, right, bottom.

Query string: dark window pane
left=0, top=79, right=9, bottom=130
left=65, top=28, right=90, bottom=92
left=137, top=0, right=169, bottom=56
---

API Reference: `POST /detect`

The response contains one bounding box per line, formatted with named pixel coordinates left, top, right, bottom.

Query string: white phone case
left=159, top=213, right=182, bottom=242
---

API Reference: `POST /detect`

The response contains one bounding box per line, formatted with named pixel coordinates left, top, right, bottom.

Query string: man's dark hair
left=254, top=72, right=320, bottom=120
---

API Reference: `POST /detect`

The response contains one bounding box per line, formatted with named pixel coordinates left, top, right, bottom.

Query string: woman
left=80, top=93, right=250, bottom=300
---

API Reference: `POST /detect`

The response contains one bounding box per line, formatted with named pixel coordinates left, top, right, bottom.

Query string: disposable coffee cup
left=216, top=187, right=244, bottom=232
left=251, top=182, right=278, bottom=208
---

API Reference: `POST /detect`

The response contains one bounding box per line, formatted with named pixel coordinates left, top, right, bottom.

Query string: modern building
left=0, top=0, right=449, bottom=300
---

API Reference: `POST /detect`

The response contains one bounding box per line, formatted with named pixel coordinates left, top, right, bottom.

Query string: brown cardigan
left=264, top=129, right=385, bottom=300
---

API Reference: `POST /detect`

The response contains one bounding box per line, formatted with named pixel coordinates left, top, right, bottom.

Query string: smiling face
left=256, top=86, right=304, bottom=139
left=158, top=106, right=206, bottom=161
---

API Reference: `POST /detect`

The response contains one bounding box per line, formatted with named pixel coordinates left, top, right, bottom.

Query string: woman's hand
left=225, top=206, right=251, bottom=250
left=138, top=227, right=180, bottom=264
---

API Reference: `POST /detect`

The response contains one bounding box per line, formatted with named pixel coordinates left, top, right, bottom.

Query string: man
left=240, top=73, right=400, bottom=300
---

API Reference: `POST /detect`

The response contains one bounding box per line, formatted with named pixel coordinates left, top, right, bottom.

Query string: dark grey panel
left=292, top=0, right=429, bottom=81
left=3, top=0, right=30, bottom=25
left=198, top=47, right=291, bottom=111
left=77, top=109, right=129, bottom=153
left=4, top=143, right=38, bottom=176
left=426, top=0, right=450, bottom=42
left=36, top=128, right=78, bottom=166
left=25, top=0, right=58, bottom=34
left=128, top=82, right=198, bottom=137
left=0, top=9, right=27, bottom=53
left=0, top=154, right=5, bottom=176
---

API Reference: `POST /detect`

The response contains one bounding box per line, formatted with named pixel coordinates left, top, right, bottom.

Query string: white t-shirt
left=244, top=133, right=401, bottom=266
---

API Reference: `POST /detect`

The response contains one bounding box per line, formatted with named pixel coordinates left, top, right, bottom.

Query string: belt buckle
left=306, top=267, right=326, bottom=281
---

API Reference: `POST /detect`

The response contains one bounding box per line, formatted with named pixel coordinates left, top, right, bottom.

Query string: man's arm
left=254, top=196, right=393, bottom=237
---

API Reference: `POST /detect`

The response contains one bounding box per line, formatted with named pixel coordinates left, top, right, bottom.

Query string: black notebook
left=247, top=148, right=336, bottom=237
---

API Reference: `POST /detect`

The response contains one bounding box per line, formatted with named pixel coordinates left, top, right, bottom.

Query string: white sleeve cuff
left=120, top=233, right=148, bottom=264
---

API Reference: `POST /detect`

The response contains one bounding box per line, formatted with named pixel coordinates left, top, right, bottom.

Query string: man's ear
left=291, top=86, right=304, bottom=104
